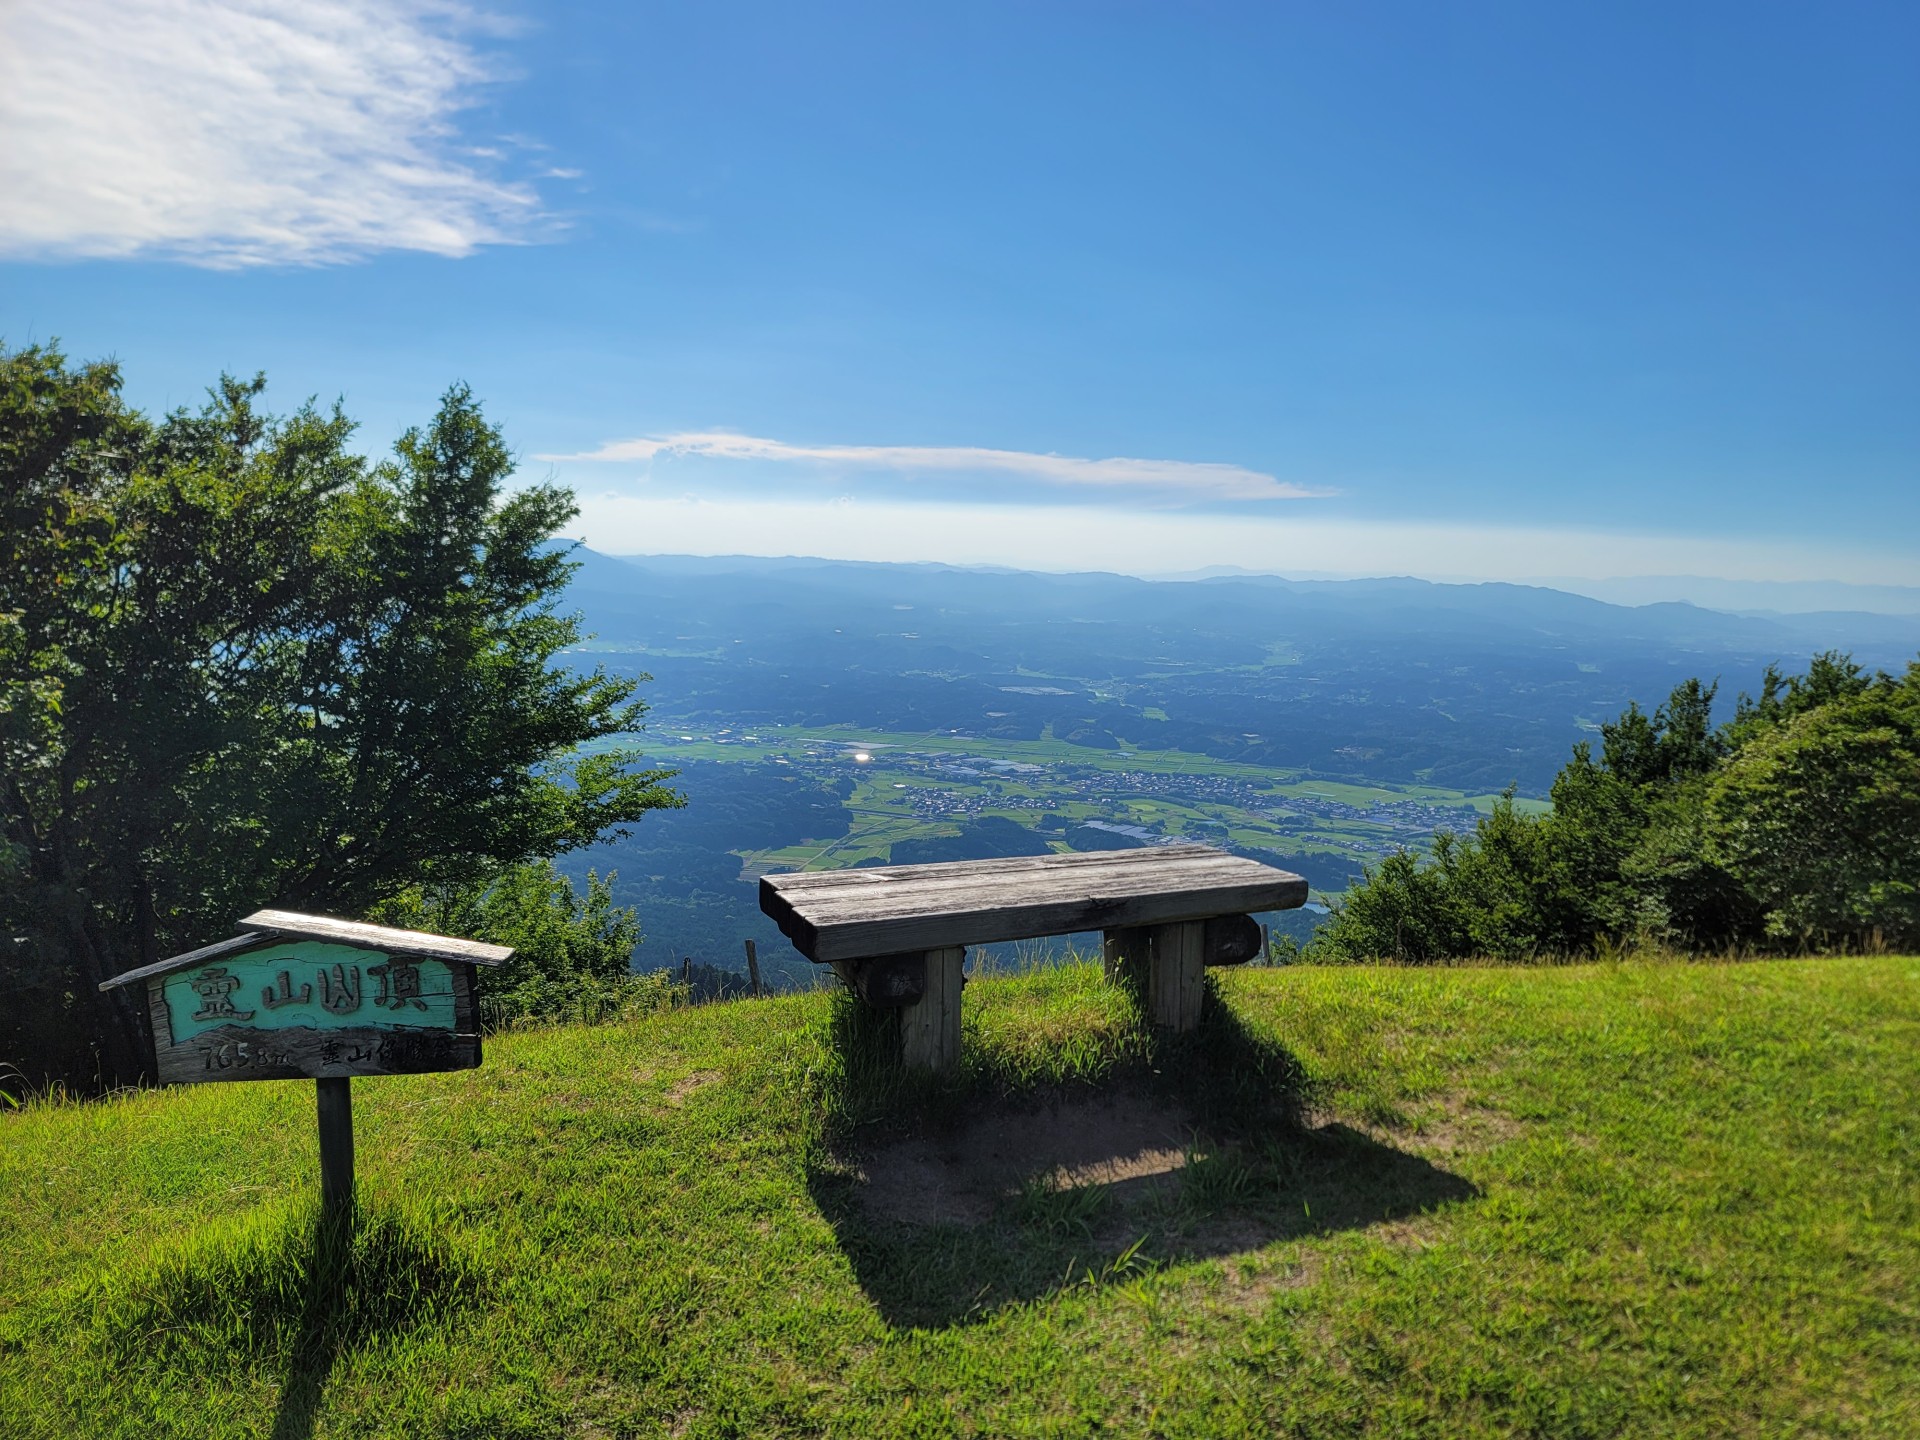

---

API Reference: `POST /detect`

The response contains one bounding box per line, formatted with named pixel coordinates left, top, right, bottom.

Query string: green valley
left=621, top=724, right=1540, bottom=878
left=568, top=722, right=1557, bottom=984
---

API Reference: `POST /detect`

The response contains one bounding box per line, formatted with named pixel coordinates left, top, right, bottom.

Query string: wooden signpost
left=100, top=909, right=512, bottom=1217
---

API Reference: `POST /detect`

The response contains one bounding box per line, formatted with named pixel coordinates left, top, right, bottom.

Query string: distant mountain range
left=552, top=550, right=1920, bottom=981
left=564, top=549, right=1919, bottom=794
left=1521, top=574, right=1920, bottom=618
left=1146, top=566, right=1920, bottom=619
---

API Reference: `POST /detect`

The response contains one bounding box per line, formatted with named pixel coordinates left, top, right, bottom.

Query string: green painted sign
left=143, top=938, right=481, bottom=1085
left=160, top=942, right=460, bottom=1043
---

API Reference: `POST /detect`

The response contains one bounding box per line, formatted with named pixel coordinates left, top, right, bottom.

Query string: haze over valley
left=556, top=551, right=1920, bottom=984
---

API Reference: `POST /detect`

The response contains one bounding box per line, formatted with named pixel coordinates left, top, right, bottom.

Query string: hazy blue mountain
left=1531, top=574, right=1920, bottom=616
left=566, top=549, right=1918, bottom=794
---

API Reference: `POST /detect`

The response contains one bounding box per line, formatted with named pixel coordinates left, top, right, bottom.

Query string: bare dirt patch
left=854, top=1097, right=1197, bottom=1227
left=663, top=1071, right=720, bottom=1104
left=1216, top=1250, right=1325, bottom=1312
left=1367, top=1215, right=1446, bottom=1250
left=1379, top=1092, right=1525, bottom=1155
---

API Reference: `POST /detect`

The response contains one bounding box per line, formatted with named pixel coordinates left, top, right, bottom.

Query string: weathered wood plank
left=1203, top=913, right=1263, bottom=966
left=762, top=849, right=1281, bottom=899
left=102, top=932, right=268, bottom=991
left=761, top=846, right=1287, bottom=910
left=787, top=877, right=1274, bottom=931
left=764, top=848, right=1262, bottom=908
left=829, top=953, right=927, bottom=1007
left=1104, top=922, right=1205, bottom=1031
left=1149, top=921, right=1206, bottom=1031
left=899, top=947, right=965, bottom=1071
left=146, top=969, right=174, bottom=1067
left=153, top=1021, right=480, bottom=1084
left=317, top=1078, right=354, bottom=1217
left=766, top=844, right=1230, bottom=890
left=241, top=910, right=514, bottom=965
left=761, top=846, right=1305, bottom=963
left=452, top=959, right=481, bottom=1069
left=103, top=912, right=513, bottom=996
left=783, top=857, right=1269, bottom=921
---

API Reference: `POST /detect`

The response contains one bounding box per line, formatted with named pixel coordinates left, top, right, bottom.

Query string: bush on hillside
left=373, top=861, right=675, bottom=1027
left=1313, top=653, right=1920, bottom=961
left=1708, top=670, right=1920, bottom=948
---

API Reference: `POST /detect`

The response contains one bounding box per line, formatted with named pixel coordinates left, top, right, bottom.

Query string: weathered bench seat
left=760, top=845, right=1307, bottom=1070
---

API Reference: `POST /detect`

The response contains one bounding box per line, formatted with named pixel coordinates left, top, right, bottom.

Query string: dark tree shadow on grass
left=100, top=1202, right=485, bottom=1440
left=808, top=974, right=1479, bottom=1329
left=264, top=1210, right=356, bottom=1440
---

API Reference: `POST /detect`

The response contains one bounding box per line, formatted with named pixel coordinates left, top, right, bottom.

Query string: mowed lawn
left=3, top=956, right=1916, bottom=1438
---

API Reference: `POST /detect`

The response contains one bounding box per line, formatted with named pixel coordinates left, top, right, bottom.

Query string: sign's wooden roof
left=760, top=844, right=1308, bottom=964
left=100, top=910, right=513, bottom=991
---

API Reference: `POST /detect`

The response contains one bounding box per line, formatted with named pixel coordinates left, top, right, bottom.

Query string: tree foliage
left=1, top=343, right=680, bottom=1085
left=372, top=860, right=673, bottom=1026
left=1314, top=653, right=1920, bottom=962
left=1708, top=668, right=1920, bottom=948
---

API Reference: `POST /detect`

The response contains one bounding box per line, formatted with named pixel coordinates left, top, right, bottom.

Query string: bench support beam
left=1104, top=921, right=1206, bottom=1032
left=898, top=946, right=965, bottom=1071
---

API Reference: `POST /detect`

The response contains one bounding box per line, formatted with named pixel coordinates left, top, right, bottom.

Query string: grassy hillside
left=4, top=956, right=1917, bottom=1438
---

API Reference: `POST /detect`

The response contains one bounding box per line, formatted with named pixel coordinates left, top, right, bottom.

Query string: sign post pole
left=316, top=1076, right=354, bottom=1220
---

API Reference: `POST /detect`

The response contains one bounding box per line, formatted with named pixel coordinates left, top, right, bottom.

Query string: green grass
left=5, top=956, right=1918, bottom=1437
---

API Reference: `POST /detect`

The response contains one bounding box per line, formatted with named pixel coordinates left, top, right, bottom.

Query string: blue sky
left=3, top=2, right=1916, bottom=599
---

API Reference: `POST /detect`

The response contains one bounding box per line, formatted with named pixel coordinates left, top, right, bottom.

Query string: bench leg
left=1104, top=921, right=1205, bottom=1032
left=898, top=946, right=965, bottom=1071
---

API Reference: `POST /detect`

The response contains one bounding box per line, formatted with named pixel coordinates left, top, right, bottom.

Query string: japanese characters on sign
left=147, top=941, right=479, bottom=1085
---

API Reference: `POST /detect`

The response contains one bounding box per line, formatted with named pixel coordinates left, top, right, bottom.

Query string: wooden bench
left=759, top=845, right=1308, bottom=1071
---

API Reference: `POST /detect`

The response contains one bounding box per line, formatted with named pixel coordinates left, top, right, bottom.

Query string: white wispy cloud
left=539, top=431, right=1329, bottom=502
left=0, top=0, right=548, bottom=267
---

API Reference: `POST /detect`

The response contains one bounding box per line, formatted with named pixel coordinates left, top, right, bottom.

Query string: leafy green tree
left=1538, top=745, right=1640, bottom=935
left=1315, top=658, right=1920, bottom=964
left=1708, top=665, right=1920, bottom=949
left=1600, top=678, right=1725, bottom=788
left=373, top=860, right=669, bottom=1025
left=3, top=349, right=354, bottom=1080
left=1613, top=774, right=1761, bottom=950
left=0, top=343, right=680, bottom=1086
left=1314, top=676, right=1761, bottom=963
left=1721, top=651, right=1872, bottom=750
left=1443, top=796, right=1561, bottom=959
left=1310, top=842, right=1470, bottom=964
